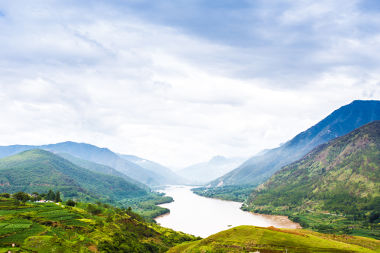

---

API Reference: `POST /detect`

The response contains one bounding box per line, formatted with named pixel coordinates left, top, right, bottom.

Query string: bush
left=66, top=199, right=76, bottom=207
left=0, top=193, right=10, bottom=198
left=86, top=204, right=102, bottom=215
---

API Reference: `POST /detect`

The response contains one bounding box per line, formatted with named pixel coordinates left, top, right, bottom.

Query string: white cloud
left=0, top=1, right=379, bottom=168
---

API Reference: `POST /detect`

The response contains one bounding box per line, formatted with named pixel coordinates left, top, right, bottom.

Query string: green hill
left=169, top=225, right=380, bottom=253
left=247, top=121, right=380, bottom=238
left=0, top=149, right=147, bottom=202
left=0, top=142, right=168, bottom=186
left=0, top=196, right=197, bottom=252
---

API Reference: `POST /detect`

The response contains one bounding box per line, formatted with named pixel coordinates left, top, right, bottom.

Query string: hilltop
left=169, top=225, right=380, bottom=253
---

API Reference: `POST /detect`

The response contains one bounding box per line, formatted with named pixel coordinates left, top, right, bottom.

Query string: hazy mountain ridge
left=0, top=141, right=180, bottom=186
left=41, top=142, right=164, bottom=186
left=57, top=152, right=148, bottom=190
left=210, top=100, right=380, bottom=187
left=177, top=156, right=246, bottom=184
left=120, top=154, right=187, bottom=185
left=0, top=149, right=147, bottom=201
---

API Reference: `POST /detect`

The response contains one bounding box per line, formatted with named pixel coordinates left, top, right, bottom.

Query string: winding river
left=155, top=185, right=300, bottom=238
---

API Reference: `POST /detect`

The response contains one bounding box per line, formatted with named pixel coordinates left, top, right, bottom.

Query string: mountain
left=0, top=142, right=168, bottom=186
left=120, top=154, right=187, bottom=185
left=177, top=156, right=246, bottom=184
left=210, top=100, right=380, bottom=187
left=0, top=149, right=147, bottom=201
left=57, top=152, right=148, bottom=190
left=40, top=142, right=165, bottom=186
left=247, top=121, right=380, bottom=237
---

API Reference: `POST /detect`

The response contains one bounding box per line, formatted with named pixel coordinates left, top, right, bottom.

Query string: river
left=155, top=185, right=300, bottom=238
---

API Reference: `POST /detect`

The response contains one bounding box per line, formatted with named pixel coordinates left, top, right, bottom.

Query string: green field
left=169, top=225, right=380, bottom=253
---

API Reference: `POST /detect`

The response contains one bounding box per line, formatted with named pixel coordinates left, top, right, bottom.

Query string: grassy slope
left=0, top=197, right=198, bottom=252
left=169, top=225, right=380, bottom=253
left=247, top=121, right=380, bottom=238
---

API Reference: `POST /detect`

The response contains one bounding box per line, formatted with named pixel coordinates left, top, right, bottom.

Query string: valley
left=1, top=0, right=380, bottom=250
left=0, top=100, right=379, bottom=252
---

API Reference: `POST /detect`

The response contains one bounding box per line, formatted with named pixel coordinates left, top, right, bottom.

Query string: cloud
left=0, top=0, right=379, bottom=168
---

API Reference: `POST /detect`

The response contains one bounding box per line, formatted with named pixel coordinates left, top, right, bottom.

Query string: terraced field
left=0, top=197, right=197, bottom=252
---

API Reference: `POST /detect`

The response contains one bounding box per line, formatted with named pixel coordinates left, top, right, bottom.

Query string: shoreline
left=250, top=212, right=302, bottom=229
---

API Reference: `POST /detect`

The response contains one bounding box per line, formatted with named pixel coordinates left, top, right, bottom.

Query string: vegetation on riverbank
left=120, top=193, right=173, bottom=222
left=0, top=194, right=198, bottom=252
left=192, top=185, right=255, bottom=202
left=169, top=225, right=380, bottom=253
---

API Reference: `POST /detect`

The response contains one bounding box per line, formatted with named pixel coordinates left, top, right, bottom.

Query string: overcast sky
left=0, top=0, right=379, bottom=169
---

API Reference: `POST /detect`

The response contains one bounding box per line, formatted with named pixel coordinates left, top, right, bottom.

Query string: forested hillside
left=247, top=121, right=380, bottom=238
left=0, top=149, right=174, bottom=220
left=0, top=149, right=147, bottom=201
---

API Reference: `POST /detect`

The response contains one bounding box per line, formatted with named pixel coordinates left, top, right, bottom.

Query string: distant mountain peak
left=209, top=155, right=227, bottom=163
left=177, top=156, right=246, bottom=184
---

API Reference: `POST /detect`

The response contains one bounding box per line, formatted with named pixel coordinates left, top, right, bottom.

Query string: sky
left=0, top=0, right=379, bottom=169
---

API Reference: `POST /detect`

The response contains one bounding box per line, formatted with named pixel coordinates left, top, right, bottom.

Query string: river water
left=155, top=185, right=300, bottom=238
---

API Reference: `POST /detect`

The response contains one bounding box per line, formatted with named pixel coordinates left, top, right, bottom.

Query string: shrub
left=86, top=204, right=102, bottom=215
left=0, top=193, right=10, bottom=198
left=66, top=199, right=76, bottom=207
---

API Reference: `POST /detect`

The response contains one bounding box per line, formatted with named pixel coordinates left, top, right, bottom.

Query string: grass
left=169, top=225, right=380, bottom=253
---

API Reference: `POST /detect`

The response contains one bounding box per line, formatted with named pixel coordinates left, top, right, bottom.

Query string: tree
left=66, top=199, right=76, bottom=207
left=46, top=190, right=55, bottom=201
left=31, top=192, right=41, bottom=201
left=13, top=192, right=30, bottom=203
left=55, top=191, right=62, bottom=202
